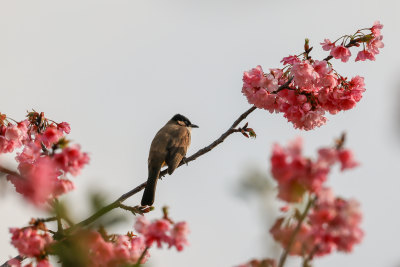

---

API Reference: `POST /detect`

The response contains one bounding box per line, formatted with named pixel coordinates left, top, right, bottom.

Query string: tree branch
left=66, top=105, right=257, bottom=232
left=1, top=77, right=295, bottom=266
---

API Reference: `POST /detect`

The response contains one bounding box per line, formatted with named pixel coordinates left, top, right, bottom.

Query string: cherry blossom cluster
left=322, top=21, right=384, bottom=62
left=135, top=215, right=190, bottom=251
left=270, top=138, right=362, bottom=260
left=78, top=215, right=189, bottom=266
left=0, top=111, right=89, bottom=205
left=242, top=21, right=383, bottom=130
left=67, top=230, right=149, bottom=267
left=8, top=225, right=53, bottom=267
left=270, top=137, right=358, bottom=203
left=7, top=210, right=189, bottom=267
left=270, top=188, right=363, bottom=257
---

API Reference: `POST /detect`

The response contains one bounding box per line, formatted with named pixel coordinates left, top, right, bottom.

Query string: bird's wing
left=166, top=126, right=191, bottom=175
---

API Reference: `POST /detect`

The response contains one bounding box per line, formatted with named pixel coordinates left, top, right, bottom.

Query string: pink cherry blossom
left=9, top=227, right=53, bottom=257
left=242, top=65, right=267, bottom=89
left=317, top=147, right=338, bottom=166
left=242, top=28, right=377, bottom=131
left=75, top=231, right=151, bottom=267
left=144, top=219, right=172, bottom=248
left=270, top=138, right=358, bottom=202
left=371, top=21, right=383, bottom=36
left=320, top=39, right=335, bottom=51
left=318, top=73, right=338, bottom=89
left=134, top=216, right=151, bottom=234
left=86, top=231, right=115, bottom=266
left=312, top=60, right=330, bottom=76
left=281, top=55, right=300, bottom=65
left=16, top=141, right=42, bottom=164
left=308, top=191, right=364, bottom=255
left=338, top=149, right=359, bottom=170
left=270, top=218, right=315, bottom=256
left=7, top=157, right=59, bottom=205
left=112, top=235, right=149, bottom=265
left=367, top=35, right=384, bottom=55
left=330, top=46, right=351, bottom=62
left=5, top=122, right=28, bottom=145
left=271, top=189, right=363, bottom=257
left=133, top=216, right=189, bottom=252
left=318, top=76, right=365, bottom=115
left=53, top=145, right=90, bottom=176
left=242, top=86, right=278, bottom=113
left=264, top=73, right=279, bottom=92
left=170, top=222, right=190, bottom=251
left=355, top=50, right=375, bottom=61
left=291, top=60, right=318, bottom=88
left=53, top=179, right=75, bottom=197
left=37, top=126, right=64, bottom=148
left=57, top=122, right=71, bottom=134
left=276, top=89, right=328, bottom=130
left=0, top=120, right=29, bottom=154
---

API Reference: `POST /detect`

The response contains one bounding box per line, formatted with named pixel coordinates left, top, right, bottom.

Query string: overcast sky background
left=1, top=1, right=399, bottom=266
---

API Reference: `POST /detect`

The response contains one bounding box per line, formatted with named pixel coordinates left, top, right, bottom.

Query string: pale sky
left=1, top=1, right=400, bottom=267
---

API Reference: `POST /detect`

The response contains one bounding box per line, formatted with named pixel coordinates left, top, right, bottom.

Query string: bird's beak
left=190, top=124, right=199, bottom=128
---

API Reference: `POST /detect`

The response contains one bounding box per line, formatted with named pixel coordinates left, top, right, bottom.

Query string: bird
left=141, top=114, right=198, bottom=206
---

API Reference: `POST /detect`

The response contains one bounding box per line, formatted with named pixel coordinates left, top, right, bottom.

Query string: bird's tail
left=141, top=166, right=160, bottom=206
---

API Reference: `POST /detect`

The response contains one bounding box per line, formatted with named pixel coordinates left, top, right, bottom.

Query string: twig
left=134, top=246, right=150, bottom=267
left=302, top=245, right=319, bottom=267
left=271, top=76, right=294, bottom=94
left=0, top=166, right=23, bottom=179
left=118, top=204, right=152, bottom=215
left=0, top=256, right=24, bottom=267
left=54, top=199, right=64, bottom=238
left=37, top=216, right=58, bottom=223
left=278, top=196, right=315, bottom=267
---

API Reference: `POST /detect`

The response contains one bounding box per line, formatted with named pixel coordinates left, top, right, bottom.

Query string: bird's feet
left=181, top=157, right=189, bottom=166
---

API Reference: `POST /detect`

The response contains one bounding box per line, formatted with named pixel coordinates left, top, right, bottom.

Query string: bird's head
left=171, top=114, right=199, bottom=128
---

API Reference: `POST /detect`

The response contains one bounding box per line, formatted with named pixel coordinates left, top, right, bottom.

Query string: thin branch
left=278, top=196, right=315, bottom=267
left=302, top=245, right=319, bottom=267
left=54, top=199, right=64, bottom=237
left=271, top=76, right=294, bottom=94
left=1, top=80, right=294, bottom=266
left=0, top=256, right=24, bottom=267
left=118, top=204, right=152, bottom=215
left=66, top=105, right=257, bottom=232
left=37, top=216, right=58, bottom=223
left=0, top=166, right=22, bottom=179
left=134, top=246, right=150, bottom=267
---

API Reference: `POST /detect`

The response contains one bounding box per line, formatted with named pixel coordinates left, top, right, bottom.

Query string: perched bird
left=141, top=114, right=198, bottom=206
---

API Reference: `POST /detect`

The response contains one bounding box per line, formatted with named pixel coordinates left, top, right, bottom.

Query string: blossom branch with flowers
left=1, top=21, right=383, bottom=267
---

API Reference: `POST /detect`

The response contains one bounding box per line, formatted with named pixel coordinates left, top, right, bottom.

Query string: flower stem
left=278, top=196, right=315, bottom=267
left=134, top=246, right=150, bottom=267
